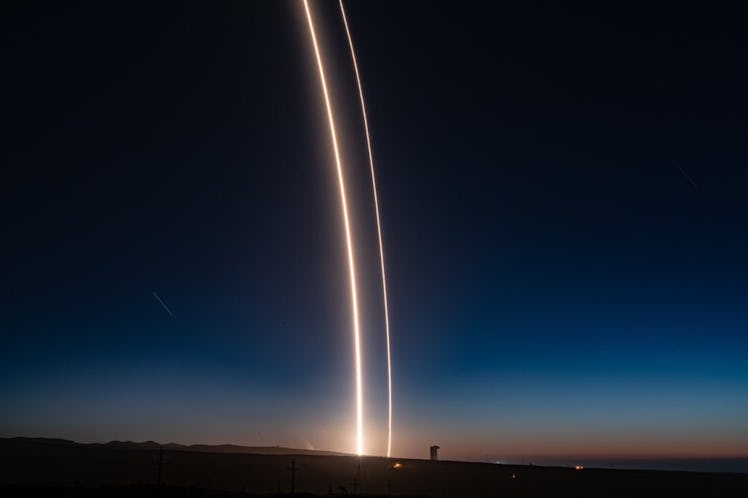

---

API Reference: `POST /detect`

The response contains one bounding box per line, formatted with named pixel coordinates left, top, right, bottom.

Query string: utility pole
left=157, top=446, right=163, bottom=487
left=288, top=458, right=299, bottom=494
left=154, top=446, right=170, bottom=488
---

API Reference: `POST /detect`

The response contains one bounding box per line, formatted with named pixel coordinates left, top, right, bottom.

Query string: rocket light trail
left=338, top=0, right=394, bottom=458
left=301, top=0, right=365, bottom=456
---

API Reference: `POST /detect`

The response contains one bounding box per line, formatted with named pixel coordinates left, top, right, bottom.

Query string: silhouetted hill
left=6, top=437, right=346, bottom=457
left=175, top=443, right=346, bottom=456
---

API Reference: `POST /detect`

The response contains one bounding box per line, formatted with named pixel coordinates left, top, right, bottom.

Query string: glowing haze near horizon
left=2, top=2, right=748, bottom=462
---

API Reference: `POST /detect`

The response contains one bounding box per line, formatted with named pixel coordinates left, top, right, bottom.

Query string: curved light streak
left=301, top=0, right=365, bottom=456
left=338, top=0, right=394, bottom=458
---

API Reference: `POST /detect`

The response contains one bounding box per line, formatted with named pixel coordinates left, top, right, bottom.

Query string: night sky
left=3, top=1, right=748, bottom=462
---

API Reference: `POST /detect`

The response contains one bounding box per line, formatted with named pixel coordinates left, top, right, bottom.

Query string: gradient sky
left=3, top=1, right=748, bottom=461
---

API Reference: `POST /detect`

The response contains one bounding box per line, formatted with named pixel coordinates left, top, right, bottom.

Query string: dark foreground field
left=2, top=438, right=747, bottom=497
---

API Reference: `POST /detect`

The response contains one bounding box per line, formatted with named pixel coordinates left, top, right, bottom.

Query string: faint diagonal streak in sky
left=676, top=164, right=697, bottom=189
left=153, top=291, right=174, bottom=317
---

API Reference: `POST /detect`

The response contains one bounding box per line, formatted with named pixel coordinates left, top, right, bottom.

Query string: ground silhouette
left=2, top=438, right=747, bottom=497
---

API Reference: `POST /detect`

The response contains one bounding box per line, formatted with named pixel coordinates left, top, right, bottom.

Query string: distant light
left=511, top=473, right=516, bottom=479
left=575, top=465, right=584, bottom=470
left=393, top=462, right=403, bottom=470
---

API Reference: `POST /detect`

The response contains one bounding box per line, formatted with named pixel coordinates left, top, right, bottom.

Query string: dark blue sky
left=2, top=1, right=747, bottom=459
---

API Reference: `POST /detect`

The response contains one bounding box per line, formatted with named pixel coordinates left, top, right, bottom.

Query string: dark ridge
left=3, top=437, right=347, bottom=456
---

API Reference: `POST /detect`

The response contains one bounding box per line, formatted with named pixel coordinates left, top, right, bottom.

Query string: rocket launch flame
left=301, top=0, right=365, bottom=455
left=338, top=0, right=394, bottom=458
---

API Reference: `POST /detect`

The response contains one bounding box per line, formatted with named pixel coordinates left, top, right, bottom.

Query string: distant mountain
left=175, top=443, right=346, bottom=456
left=101, top=440, right=161, bottom=450
left=4, top=437, right=348, bottom=456
left=6, top=437, right=77, bottom=446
